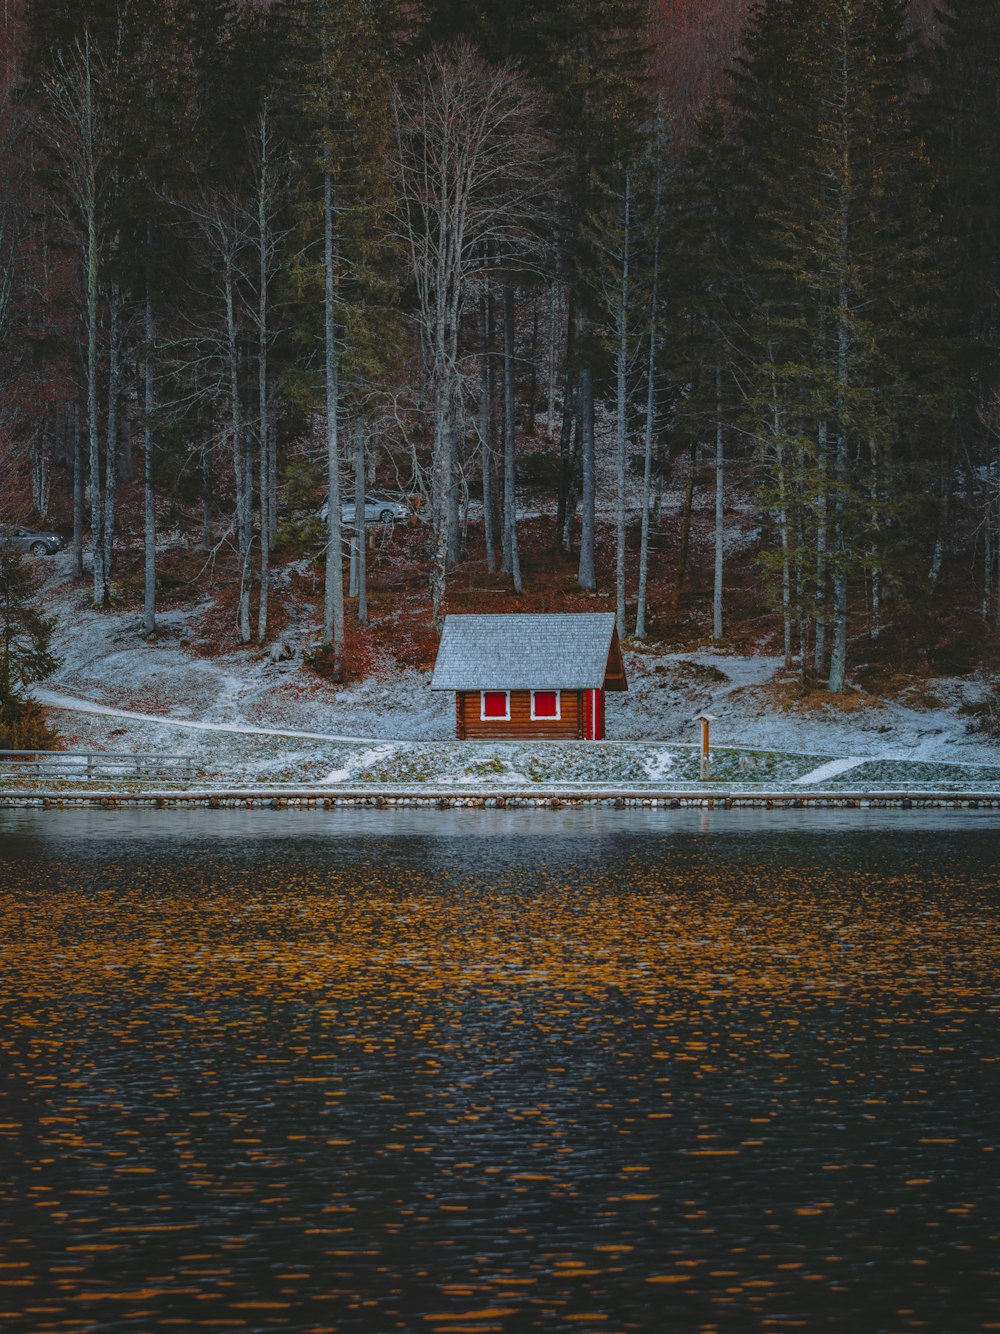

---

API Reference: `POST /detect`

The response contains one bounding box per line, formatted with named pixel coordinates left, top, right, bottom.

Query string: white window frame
left=480, top=690, right=511, bottom=722
left=530, top=689, right=561, bottom=721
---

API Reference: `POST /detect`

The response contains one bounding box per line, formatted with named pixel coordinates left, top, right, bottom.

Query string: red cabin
left=430, top=613, right=628, bottom=740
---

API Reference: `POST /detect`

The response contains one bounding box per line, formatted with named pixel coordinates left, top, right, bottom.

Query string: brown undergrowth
left=33, top=471, right=1000, bottom=699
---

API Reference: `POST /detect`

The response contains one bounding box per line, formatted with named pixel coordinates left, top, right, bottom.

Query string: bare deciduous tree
left=41, top=35, right=113, bottom=606
left=393, top=41, right=549, bottom=624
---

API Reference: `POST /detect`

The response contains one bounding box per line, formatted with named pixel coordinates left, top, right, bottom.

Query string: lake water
left=0, top=808, right=997, bottom=1333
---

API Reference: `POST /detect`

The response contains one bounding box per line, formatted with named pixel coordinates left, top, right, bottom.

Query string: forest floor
left=18, top=492, right=1000, bottom=792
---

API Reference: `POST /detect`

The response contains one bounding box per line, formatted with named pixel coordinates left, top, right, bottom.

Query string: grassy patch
left=830, top=759, right=1000, bottom=789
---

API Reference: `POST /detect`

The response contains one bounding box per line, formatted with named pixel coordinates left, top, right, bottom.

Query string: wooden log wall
left=456, top=690, right=584, bottom=740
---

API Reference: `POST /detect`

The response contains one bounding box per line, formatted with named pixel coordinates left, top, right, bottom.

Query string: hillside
left=25, top=454, right=1000, bottom=780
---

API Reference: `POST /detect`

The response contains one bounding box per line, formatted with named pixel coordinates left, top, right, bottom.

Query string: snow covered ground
left=22, top=552, right=1000, bottom=789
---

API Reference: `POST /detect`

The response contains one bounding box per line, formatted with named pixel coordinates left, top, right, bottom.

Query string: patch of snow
left=664, top=651, right=784, bottom=692
left=320, top=744, right=396, bottom=784
left=794, top=757, right=866, bottom=785
left=643, top=750, right=675, bottom=781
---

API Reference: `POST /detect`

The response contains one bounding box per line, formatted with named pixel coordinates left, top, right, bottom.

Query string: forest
left=0, top=0, right=998, bottom=695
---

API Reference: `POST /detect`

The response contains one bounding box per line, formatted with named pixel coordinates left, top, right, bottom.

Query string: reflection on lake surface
left=0, top=809, right=997, bottom=1333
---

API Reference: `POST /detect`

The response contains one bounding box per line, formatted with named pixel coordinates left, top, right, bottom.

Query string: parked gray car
left=320, top=496, right=410, bottom=526
left=0, top=524, right=65, bottom=556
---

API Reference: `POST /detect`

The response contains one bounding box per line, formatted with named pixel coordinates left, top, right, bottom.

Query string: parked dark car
left=0, top=524, right=66, bottom=556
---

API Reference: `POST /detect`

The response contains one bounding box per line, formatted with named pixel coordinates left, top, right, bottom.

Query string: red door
left=584, top=688, right=605, bottom=740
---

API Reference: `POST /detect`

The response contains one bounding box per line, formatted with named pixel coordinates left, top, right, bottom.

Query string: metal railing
left=0, top=750, right=198, bottom=781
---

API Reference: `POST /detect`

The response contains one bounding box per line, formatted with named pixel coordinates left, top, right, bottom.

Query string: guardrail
left=0, top=750, right=197, bottom=781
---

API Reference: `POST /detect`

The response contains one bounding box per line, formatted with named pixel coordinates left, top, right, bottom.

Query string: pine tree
left=731, top=0, right=945, bottom=688
left=920, top=0, right=1000, bottom=618
left=0, top=547, right=58, bottom=727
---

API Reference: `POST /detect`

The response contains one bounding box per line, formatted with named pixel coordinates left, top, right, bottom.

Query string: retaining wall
left=2, top=788, right=999, bottom=811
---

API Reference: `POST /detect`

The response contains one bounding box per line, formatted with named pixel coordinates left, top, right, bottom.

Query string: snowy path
left=33, top=688, right=382, bottom=746
left=661, top=651, right=785, bottom=695
left=794, top=757, right=866, bottom=785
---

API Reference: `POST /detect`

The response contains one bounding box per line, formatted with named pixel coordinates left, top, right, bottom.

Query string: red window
left=531, top=690, right=560, bottom=720
left=481, top=691, right=510, bottom=720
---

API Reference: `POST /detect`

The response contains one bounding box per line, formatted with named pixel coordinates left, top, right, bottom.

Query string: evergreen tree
left=921, top=0, right=1000, bottom=617
left=921, top=0, right=1000, bottom=399
left=731, top=0, right=945, bottom=687
left=0, top=547, right=58, bottom=726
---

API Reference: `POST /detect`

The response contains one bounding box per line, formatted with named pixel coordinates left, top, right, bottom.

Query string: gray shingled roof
left=431, top=613, right=622, bottom=691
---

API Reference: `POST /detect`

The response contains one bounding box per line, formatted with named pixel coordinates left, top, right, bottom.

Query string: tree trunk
left=712, top=360, right=724, bottom=641
left=869, top=440, right=882, bottom=640
left=502, top=282, right=522, bottom=595
left=30, top=435, right=49, bottom=519
left=546, top=283, right=558, bottom=442
left=776, top=442, right=793, bottom=670
left=985, top=527, right=993, bottom=620
left=635, top=155, right=661, bottom=640
left=767, top=378, right=794, bottom=670
left=143, top=291, right=156, bottom=637
left=354, top=417, right=368, bottom=625
left=675, top=442, right=697, bottom=604
left=562, top=414, right=581, bottom=555
left=556, top=302, right=576, bottom=551
left=614, top=171, right=631, bottom=640
left=527, top=294, right=538, bottom=435
left=447, top=417, right=461, bottom=567
left=635, top=370, right=655, bottom=638
left=430, top=386, right=450, bottom=627
left=795, top=494, right=807, bottom=675
left=828, top=452, right=848, bottom=693
left=86, top=188, right=104, bottom=607
left=322, top=158, right=345, bottom=663
left=102, top=281, right=121, bottom=597
left=828, top=289, right=850, bottom=694
left=258, top=416, right=269, bottom=642
left=578, top=344, right=596, bottom=592
left=201, top=432, right=212, bottom=550
left=224, top=250, right=251, bottom=644
left=814, top=419, right=828, bottom=673
left=257, top=111, right=271, bottom=645
left=72, top=401, right=83, bottom=579
left=268, top=416, right=278, bottom=548
left=478, top=294, right=496, bottom=574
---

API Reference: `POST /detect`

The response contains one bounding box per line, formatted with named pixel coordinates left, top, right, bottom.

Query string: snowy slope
left=28, top=552, right=1000, bottom=775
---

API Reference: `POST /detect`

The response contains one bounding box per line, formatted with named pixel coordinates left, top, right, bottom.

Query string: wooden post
left=695, top=712, right=717, bottom=781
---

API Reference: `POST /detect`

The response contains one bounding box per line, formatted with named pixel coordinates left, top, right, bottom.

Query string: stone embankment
left=2, top=788, right=999, bottom=811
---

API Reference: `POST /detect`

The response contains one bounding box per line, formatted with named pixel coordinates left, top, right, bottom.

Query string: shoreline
left=3, top=786, right=1000, bottom=810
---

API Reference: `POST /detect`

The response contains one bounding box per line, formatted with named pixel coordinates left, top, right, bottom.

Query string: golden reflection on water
left=0, top=821, right=998, bottom=1333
